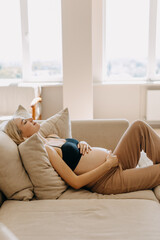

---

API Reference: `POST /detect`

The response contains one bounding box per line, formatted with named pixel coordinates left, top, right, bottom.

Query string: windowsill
left=0, top=78, right=63, bottom=87
left=1, top=78, right=160, bottom=87
left=94, top=79, right=160, bottom=86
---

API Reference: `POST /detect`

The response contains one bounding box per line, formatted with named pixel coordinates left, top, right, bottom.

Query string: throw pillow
left=0, top=131, right=33, bottom=200
left=0, top=105, right=71, bottom=199
left=39, top=108, right=72, bottom=138
left=13, top=105, right=72, bottom=139
left=13, top=104, right=31, bottom=118
left=18, top=134, right=68, bottom=199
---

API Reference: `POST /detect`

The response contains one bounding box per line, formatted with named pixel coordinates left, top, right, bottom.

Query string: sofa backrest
left=71, top=119, right=129, bottom=151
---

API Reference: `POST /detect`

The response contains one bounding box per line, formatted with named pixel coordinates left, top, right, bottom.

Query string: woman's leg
left=113, top=120, right=160, bottom=169
left=89, top=120, right=160, bottom=194
left=90, top=164, right=160, bottom=194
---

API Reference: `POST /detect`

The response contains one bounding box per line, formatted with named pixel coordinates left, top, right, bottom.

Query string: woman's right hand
left=106, top=151, right=119, bottom=168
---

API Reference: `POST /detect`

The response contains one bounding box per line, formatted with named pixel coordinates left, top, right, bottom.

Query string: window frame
left=20, top=0, right=31, bottom=81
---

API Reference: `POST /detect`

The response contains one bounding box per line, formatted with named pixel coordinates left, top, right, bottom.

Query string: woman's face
left=14, top=117, right=40, bottom=138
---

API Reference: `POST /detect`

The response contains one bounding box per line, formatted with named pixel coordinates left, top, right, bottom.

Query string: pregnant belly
left=74, top=147, right=109, bottom=175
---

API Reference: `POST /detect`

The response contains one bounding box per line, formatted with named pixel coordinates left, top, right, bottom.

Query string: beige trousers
left=89, top=120, right=160, bottom=194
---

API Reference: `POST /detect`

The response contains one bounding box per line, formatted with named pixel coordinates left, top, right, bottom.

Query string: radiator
left=146, top=90, right=160, bottom=121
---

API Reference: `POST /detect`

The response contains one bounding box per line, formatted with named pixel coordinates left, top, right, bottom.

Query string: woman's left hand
left=77, top=141, right=92, bottom=155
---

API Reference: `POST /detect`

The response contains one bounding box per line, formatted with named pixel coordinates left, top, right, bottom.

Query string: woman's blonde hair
left=4, top=118, right=25, bottom=145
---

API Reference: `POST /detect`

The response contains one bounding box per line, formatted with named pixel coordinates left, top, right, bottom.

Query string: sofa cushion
left=18, top=134, right=68, bottom=199
left=0, top=105, right=71, bottom=200
left=39, top=107, right=72, bottom=138
left=13, top=105, right=31, bottom=119
left=153, top=185, right=160, bottom=201
left=0, top=199, right=160, bottom=240
left=59, top=187, right=158, bottom=202
left=0, top=131, right=33, bottom=200
left=14, top=105, right=72, bottom=139
left=16, top=106, right=71, bottom=199
left=0, top=223, right=19, bottom=240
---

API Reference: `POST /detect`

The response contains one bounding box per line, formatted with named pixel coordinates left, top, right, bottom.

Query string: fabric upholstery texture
left=16, top=106, right=71, bottom=199
left=13, top=105, right=31, bottom=119
left=71, top=119, right=129, bottom=150
left=154, top=186, right=160, bottom=201
left=18, top=134, right=68, bottom=199
left=1, top=116, right=160, bottom=240
left=59, top=187, right=158, bottom=202
left=0, top=105, right=71, bottom=201
left=0, top=199, right=160, bottom=240
left=0, top=222, right=19, bottom=240
left=39, top=108, right=72, bottom=138
left=0, top=131, right=33, bottom=200
left=0, top=105, right=34, bottom=200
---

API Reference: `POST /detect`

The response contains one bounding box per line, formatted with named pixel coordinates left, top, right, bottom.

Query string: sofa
left=0, top=107, right=160, bottom=240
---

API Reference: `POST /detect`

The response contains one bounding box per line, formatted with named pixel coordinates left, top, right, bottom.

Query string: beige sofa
left=0, top=118, right=160, bottom=240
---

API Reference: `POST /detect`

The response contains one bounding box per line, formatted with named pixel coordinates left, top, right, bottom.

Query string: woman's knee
left=130, top=120, right=146, bottom=129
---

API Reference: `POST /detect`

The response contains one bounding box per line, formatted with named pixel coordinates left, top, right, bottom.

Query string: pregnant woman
left=4, top=117, right=160, bottom=195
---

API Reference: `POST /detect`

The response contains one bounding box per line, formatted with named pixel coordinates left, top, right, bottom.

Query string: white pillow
left=18, top=134, right=68, bottom=199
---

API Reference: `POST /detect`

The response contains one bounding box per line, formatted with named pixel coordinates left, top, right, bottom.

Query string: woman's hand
left=77, top=141, right=92, bottom=155
left=106, top=151, right=119, bottom=168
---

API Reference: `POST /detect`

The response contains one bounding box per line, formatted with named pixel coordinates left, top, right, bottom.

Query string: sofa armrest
left=71, top=119, right=129, bottom=151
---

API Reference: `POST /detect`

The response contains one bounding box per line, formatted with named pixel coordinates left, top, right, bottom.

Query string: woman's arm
left=45, top=145, right=117, bottom=190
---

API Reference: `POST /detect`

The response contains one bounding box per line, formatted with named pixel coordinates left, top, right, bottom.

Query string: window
left=0, top=0, right=62, bottom=82
left=0, top=0, right=22, bottom=79
left=28, top=0, right=62, bottom=80
left=104, top=0, right=160, bottom=81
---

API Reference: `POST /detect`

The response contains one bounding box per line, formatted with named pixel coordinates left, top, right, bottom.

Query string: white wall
left=62, top=0, right=93, bottom=120
left=41, top=85, right=63, bottom=119
left=1, top=83, right=160, bottom=124
left=41, top=83, right=159, bottom=124
left=93, top=84, right=141, bottom=122
left=0, top=86, right=35, bottom=116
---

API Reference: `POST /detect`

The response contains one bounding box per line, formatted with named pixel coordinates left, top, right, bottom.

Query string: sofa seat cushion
left=0, top=223, right=19, bottom=240
left=0, top=199, right=160, bottom=240
left=59, top=187, right=158, bottom=202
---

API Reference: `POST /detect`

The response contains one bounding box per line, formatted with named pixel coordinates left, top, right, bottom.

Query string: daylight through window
left=105, top=0, right=149, bottom=80
left=0, top=0, right=62, bottom=81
